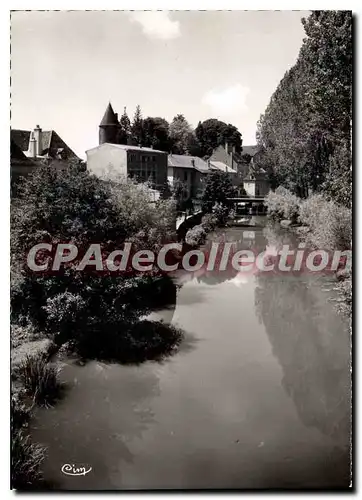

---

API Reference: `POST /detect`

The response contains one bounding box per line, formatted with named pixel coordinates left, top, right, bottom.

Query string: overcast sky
left=11, top=10, right=309, bottom=158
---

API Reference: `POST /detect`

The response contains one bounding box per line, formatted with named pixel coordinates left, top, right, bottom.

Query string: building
left=208, top=160, right=238, bottom=186
left=243, top=163, right=269, bottom=197
left=85, top=103, right=168, bottom=197
left=10, top=125, right=81, bottom=187
left=11, top=125, right=80, bottom=163
left=86, top=143, right=168, bottom=192
left=209, top=142, right=249, bottom=180
left=167, top=154, right=210, bottom=198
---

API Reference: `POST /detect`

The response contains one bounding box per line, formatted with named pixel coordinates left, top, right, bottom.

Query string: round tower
left=99, top=102, right=120, bottom=145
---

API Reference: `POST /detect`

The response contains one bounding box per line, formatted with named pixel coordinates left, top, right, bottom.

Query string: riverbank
left=264, top=187, right=352, bottom=319
left=29, top=221, right=351, bottom=489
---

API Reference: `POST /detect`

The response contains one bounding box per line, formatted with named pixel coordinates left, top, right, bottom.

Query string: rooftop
left=86, top=143, right=166, bottom=154
left=209, top=160, right=237, bottom=174
left=168, top=154, right=209, bottom=173
left=99, top=102, right=119, bottom=127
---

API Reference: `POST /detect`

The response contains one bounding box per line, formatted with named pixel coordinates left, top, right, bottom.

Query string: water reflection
left=254, top=227, right=351, bottom=449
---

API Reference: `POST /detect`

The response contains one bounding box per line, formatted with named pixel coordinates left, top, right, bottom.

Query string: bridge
left=228, top=197, right=267, bottom=215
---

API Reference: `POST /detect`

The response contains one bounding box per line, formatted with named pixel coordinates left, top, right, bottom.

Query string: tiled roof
left=209, top=161, right=237, bottom=174
left=168, top=154, right=209, bottom=173
left=11, top=130, right=31, bottom=152
left=11, top=140, right=34, bottom=165
left=11, top=129, right=80, bottom=161
left=99, top=103, right=119, bottom=126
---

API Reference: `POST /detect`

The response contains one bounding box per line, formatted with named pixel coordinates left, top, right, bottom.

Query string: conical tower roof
left=99, top=102, right=119, bottom=126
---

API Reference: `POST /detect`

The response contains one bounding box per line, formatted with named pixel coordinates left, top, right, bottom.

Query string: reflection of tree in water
left=254, top=263, right=351, bottom=447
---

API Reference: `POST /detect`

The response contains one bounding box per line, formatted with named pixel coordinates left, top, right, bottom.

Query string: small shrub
left=11, top=394, right=31, bottom=431
left=11, top=428, right=46, bottom=490
left=17, top=355, right=62, bottom=407
left=265, top=186, right=300, bottom=223
left=299, top=195, right=351, bottom=250
left=213, top=203, right=231, bottom=226
left=185, top=225, right=207, bottom=246
left=298, top=194, right=326, bottom=230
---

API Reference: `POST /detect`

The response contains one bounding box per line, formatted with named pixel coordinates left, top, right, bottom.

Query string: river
left=31, top=217, right=351, bottom=490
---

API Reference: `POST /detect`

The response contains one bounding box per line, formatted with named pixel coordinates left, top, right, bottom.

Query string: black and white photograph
left=9, top=7, right=353, bottom=491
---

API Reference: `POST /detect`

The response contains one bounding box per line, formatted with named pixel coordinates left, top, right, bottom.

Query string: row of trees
left=256, top=11, right=352, bottom=207
left=117, top=106, right=242, bottom=158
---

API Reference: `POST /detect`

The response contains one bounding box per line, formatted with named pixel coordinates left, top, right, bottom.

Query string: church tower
left=99, top=102, right=120, bottom=145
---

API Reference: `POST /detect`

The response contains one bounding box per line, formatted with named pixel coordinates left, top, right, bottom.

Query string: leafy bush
left=265, top=186, right=300, bottom=223
left=11, top=394, right=31, bottom=431
left=185, top=224, right=207, bottom=246
left=11, top=165, right=182, bottom=362
left=298, top=194, right=326, bottom=230
left=17, top=355, right=62, bottom=407
left=201, top=213, right=218, bottom=233
left=213, top=203, right=231, bottom=226
left=299, top=195, right=351, bottom=250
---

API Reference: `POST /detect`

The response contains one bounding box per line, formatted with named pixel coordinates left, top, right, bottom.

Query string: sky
left=11, top=10, right=309, bottom=159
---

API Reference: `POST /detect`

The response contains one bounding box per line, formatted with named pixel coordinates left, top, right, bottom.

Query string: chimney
left=225, top=141, right=229, bottom=155
left=191, top=158, right=195, bottom=167
left=29, top=132, right=36, bottom=158
left=34, top=125, right=42, bottom=156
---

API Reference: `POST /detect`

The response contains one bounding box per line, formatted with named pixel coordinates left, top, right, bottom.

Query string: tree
left=256, top=11, right=352, bottom=205
left=201, top=170, right=235, bottom=212
left=195, top=119, right=242, bottom=158
left=171, top=178, right=188, bottom=212
left=11, top=165, right=179, bottom=361
left=130, top=104, right=144, bottom=146
left=169, top=114, right=193, bottom=154
left=118, top=107, right=131, bottom=145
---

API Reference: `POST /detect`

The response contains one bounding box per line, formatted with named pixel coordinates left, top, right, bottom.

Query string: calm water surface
left=31, top=218, right=351, bottom=489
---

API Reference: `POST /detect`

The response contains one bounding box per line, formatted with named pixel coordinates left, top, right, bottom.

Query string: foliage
left=213, top=203, right=231, bottom=227
left=169, top=114, right=193, bottom=154
left=118, top=107, right=131, bottom=145
left=171, top=179, right=188, bottom=212
left=11, top=165, right=181, bottom=362
left=299, top=195, right=351, bottom=250
left=201, top=213, right=218, bottom=233
left=142, top=116, right=170, bottom=151
left=201, top=170, right=235, bottom=212
left=185, top=224, right=207, bottom=247
left=265, top=186, right=300, bottom=223
left=195, top=119, right=242, bottom=158
left=17, top=355, right=62, bottom=407
left=256, top=11, right=352, bottom=206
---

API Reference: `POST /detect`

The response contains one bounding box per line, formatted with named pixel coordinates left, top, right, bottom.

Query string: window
left=184, top=171, right=188, bottom=181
